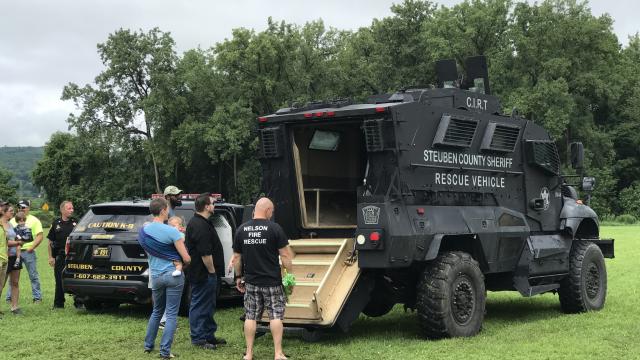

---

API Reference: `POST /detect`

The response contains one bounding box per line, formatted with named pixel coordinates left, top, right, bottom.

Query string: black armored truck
left=254, top=56, right=614, bottom=339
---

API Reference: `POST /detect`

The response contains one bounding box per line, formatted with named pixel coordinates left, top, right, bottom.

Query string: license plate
left=93, top=246, right=111, bottom=259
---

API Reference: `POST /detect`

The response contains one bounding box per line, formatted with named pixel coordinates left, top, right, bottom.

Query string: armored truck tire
left=559, top=241, right=607, bottom=313
left=416, top=251, right=486, bottom=339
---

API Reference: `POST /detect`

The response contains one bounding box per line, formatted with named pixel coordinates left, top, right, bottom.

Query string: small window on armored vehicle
left=309, top=130, right=341, bottom=151
left=433, top=114, right=478, bottom=148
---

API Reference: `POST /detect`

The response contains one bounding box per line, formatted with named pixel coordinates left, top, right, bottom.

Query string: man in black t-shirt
left=232, top=197, right=292, bottom=360
left=185, top=193, right=226, bottom=350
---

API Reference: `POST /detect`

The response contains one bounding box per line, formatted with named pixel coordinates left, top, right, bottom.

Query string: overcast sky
left=1, top=0, right=637, bottom=147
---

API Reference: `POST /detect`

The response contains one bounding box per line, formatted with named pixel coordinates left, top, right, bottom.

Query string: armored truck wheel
left=559, top=241, right=607, bottom=313
left=416, top=252, right=485, bottom=339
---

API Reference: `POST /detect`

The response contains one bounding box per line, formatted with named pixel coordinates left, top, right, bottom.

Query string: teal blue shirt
left=144, top=222, right=182, bottom=276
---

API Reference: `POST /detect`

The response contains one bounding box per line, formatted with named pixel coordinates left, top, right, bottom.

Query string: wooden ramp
left=260, top=238, right=360, bottom=327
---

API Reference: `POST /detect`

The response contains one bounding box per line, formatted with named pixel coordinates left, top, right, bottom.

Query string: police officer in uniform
left=47, top=200, right=76, bottom=309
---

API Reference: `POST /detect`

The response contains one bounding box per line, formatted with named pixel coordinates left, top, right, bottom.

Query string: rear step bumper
left=63, top=278, right=151, bottom=303
left=258, top=238, right=361, bottom=327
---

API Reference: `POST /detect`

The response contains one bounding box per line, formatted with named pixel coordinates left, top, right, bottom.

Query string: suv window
left=75, top=206, right=152, bottom=233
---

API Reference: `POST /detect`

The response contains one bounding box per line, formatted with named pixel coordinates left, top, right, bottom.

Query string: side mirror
left=582, top=177, right=596, bottom=192
left=570, top=142, right=584, bottom=169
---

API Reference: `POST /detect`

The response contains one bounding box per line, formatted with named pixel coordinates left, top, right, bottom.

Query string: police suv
left=63, top=194, right=243, bottom=313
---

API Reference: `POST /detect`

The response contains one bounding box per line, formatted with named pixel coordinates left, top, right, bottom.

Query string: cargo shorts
left=244, top=283, right=286, bottom=320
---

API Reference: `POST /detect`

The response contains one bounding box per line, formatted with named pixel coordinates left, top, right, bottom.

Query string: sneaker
left=193, top=342, right=216, bottom=350
left=159, top=321, right=166, bottom=330
left=11, top=308, right=22, bottom=315
left=159, top=353, right=177, bottom=359
left=144, top=349, right=153, bottom=354
left=206, top=337, right=227, bottom=345
left=33, top=299, right=42, bottom=304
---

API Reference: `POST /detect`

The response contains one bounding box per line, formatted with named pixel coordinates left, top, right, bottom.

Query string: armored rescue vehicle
left=63, top=194, right=243, bottom=314
left=253, top=56, right=614, bottom=339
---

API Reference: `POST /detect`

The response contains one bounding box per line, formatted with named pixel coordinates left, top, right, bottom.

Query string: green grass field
left=1, top=226, right=638, bottom=360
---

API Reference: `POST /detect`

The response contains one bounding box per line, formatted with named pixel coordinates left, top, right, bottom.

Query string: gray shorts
left=244, top=283, right=286, bottom=320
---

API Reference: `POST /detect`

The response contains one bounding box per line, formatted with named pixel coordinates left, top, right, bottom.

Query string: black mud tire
left=416, top=251, right=486, bottom=339
left=362, top=297, right=395, bottom=317
left=559, top=241, right=607, bottom=313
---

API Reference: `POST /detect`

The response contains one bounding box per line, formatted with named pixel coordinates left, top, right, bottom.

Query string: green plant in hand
left=282, top=270, right=296, bottom=301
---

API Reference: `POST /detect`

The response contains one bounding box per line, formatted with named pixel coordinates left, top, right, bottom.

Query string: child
left=167, top=216, right=185, bottom=277
left=13, top=211, right=32, bottom=268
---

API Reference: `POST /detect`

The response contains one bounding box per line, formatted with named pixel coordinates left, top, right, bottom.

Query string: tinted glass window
left=75, top=206, right=152, bottom=233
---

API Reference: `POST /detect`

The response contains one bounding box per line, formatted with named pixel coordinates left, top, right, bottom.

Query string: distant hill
left=0, top=146, right=44, bottom=196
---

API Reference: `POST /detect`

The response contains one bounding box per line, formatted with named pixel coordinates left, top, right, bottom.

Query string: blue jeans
left=6, top=251, right=41, bottom=301
left=144, top=272, right=184, bottom=357
left=189, top=274, right=218, bottom=344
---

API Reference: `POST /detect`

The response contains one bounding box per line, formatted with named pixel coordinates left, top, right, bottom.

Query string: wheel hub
left=451, top=275, right=475, bottom=325
left=585, top=263, right=601, bottom=299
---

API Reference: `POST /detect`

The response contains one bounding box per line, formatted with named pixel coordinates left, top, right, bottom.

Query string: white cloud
left=0, top=0, right=637, bottom=146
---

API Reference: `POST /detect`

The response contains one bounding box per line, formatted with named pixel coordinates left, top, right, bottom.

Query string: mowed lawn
left=1, top=226, right=638, bottom=360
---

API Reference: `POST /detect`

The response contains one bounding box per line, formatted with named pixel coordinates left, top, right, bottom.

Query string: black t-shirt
left=232, top=219, right=289, bottom=287
left=185, top=213, right=224, bottom=283
left=47, top=217, right=77, bottom=255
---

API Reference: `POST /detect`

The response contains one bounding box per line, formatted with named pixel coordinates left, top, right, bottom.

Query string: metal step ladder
left=259, top=238, right=360, bottom=327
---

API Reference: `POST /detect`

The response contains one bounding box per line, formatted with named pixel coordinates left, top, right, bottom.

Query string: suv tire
left=416, top=251, right=485, bottom=339
left=559, top=241, right=607, bottom=313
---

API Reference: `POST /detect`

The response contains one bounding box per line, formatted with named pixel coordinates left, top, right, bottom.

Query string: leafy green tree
left=619, top=182, right=640, bottom=218
left=0, top=166, right=17, bottom=203
left=62, top=28, right=178, bottom=193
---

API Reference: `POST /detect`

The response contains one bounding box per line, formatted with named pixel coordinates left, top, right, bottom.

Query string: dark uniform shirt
left=185, top=213, right=224, bottom=283
left=47, top=217, right=77, bottom=256
left=233, top=219, right=289, bottom=287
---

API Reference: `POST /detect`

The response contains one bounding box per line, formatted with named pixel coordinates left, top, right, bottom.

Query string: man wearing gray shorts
left=231, top=197, right=292, bottom=360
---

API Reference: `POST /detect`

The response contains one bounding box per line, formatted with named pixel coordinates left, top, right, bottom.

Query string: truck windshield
left=74, top=206, right=152, bottom=233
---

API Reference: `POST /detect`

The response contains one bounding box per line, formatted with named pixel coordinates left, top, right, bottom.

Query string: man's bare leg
left=270, top=319, right=286, bottom=359
left=244, top=319, right=257, bottom=360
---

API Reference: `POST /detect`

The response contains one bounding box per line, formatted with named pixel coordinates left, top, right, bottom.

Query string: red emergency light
left=151, top=193, right=223, bottom=201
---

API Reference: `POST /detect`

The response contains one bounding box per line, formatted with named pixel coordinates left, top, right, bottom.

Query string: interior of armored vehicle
left=292, top=122, right=367, bottom=228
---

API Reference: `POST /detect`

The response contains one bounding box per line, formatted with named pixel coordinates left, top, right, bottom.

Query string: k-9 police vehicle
left=63, top=194, right=243, bottom=314
left=254, top=56, right=614, bottom=339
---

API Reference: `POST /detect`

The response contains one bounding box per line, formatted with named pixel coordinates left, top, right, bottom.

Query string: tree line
left=31, top=0, right=640, bottom=217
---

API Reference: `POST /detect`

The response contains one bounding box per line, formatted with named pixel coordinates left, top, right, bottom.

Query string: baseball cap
left=163, top=185, right=183, bottom=196
left=18, top=199, right=31, bottom=208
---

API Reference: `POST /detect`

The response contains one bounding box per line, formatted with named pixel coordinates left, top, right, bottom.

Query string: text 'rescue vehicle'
left=253, top=56, right=614, bottom=340
left=63, top=194, right=243, bottom=313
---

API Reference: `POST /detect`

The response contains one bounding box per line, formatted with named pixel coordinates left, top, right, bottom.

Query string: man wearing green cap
left=163, top=186, right=183, bottom=218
